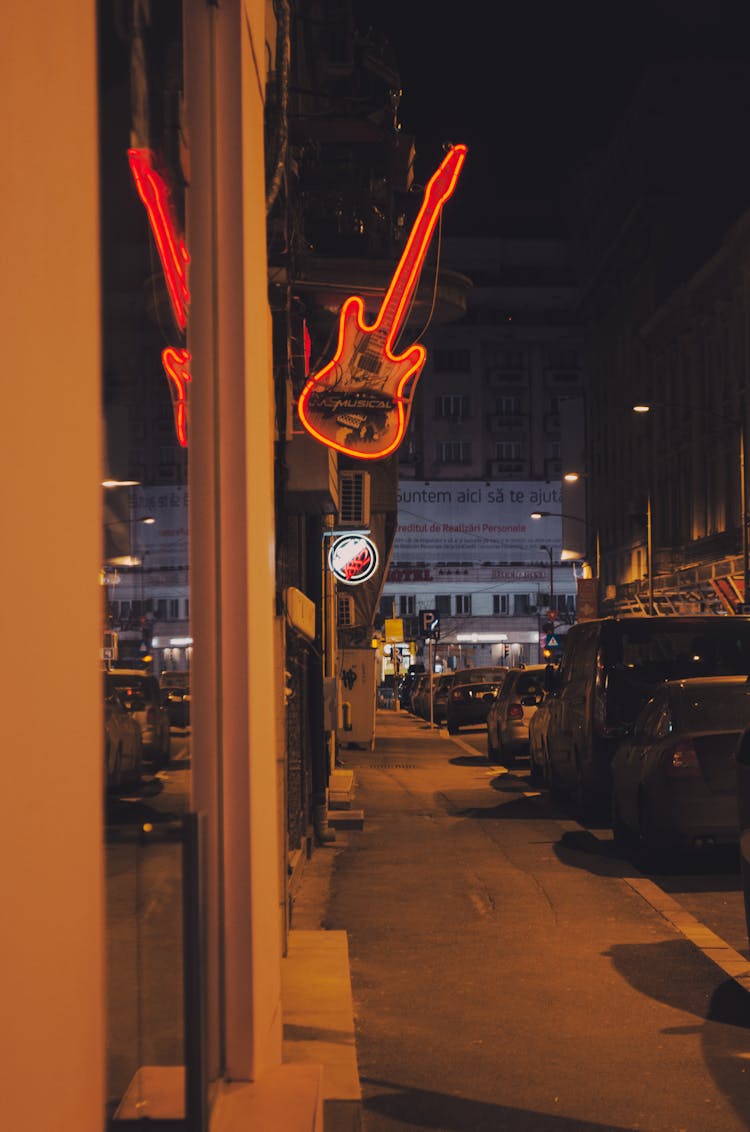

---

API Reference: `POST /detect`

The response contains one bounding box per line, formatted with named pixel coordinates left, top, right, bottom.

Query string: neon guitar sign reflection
left=128, top=148, right=192, bottom=447
left=297, top=144, right=467, bottom=460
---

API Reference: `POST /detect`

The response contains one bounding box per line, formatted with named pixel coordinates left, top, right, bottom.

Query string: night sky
left=353, top=0, right=750, bottom=206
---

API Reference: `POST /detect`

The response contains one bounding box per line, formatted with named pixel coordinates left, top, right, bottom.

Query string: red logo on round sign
left=328, top=535, right=379, bottom=585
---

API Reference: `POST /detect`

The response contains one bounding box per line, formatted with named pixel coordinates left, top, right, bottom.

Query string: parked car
left=542, top=615, right=750, bottom=821
left=610, top=676, right=750, bottom=866
left=486, top=664, right=547, bottom=765
left=161, top=673, right=191, bottom=729
left=736, top=723, right=750, bottom=948
left=527, top=687, right=557, bottom=783
left=105, top=669, right=171, bottom=770
left=445, top=667, right=508, bottom=735
left=408, top=673, right=430, bottom=715
left=412, top=673, right=434, bottom=719
left=432, top=672, right=455, bottom=725
left=104, top=679, right=143, bottom=792
left=399, top=665, right=425, bottom=709
left=415, top=671, right=454, bottom=723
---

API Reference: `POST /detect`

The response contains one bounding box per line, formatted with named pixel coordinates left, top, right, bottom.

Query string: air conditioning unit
left=338, top=470, right=371, bottom=526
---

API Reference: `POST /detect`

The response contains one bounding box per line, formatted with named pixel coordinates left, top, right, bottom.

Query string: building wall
left=186, top=0, right=285, bottom=1086
left=1, top=5, right=106, bottom=1128
left=389, top=230, right=584, bottom=666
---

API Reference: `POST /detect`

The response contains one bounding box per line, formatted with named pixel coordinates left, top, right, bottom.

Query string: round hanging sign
left=328, top=534, right=379, bottom=585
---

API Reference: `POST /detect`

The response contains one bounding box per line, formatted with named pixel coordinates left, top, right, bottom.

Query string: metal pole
left=741, top=413, right=749, bottom=610
left=428, top=638, right=434, bottom=728
left=647, top=492, right=654, bottom=615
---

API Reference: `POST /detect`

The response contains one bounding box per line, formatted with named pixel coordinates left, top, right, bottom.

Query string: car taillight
left=666, top=740, right=700, bottom=777
left=508, top=704, right=524, bottom=720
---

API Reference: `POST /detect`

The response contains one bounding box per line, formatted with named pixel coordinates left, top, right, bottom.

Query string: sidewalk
left=281, top=707, right=428, bottom=1132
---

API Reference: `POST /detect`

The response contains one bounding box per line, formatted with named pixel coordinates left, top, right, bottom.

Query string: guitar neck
left=377, top=145, right=467, bottom=349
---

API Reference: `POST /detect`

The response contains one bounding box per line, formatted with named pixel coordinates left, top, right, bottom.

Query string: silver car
left=486, top=665, right=547, bottom=765
left=105, top=669, right=171, bottom=770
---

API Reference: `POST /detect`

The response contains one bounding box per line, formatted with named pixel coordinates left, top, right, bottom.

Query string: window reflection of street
left=104, top=726, right=193, bottom=1117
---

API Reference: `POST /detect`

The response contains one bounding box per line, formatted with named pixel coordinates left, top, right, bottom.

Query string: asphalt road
left=299, top=710, right=750, bottom=1132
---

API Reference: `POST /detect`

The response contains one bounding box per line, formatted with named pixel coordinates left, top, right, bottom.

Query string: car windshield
left=452, top=667, right=506, bottom=686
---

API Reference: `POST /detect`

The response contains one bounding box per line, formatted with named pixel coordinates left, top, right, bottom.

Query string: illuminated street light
left=103, top=515, right=156, bottom=567
left=530, top=509, right=581, bottom=522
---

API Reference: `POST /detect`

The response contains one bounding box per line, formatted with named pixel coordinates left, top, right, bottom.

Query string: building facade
left=382, top=225, right=586, bottom=669
left=566, top=62, right=750, bottom=616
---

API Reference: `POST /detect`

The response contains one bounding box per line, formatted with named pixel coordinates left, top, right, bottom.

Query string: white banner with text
left=393, top=481, right=563, bottom=564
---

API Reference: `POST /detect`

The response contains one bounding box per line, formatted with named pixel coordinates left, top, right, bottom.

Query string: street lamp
left=103, top=514, right=155, bottom=567
left=633, top=400, right=749, bottom=614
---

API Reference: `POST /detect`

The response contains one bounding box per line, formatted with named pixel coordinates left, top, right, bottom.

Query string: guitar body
left=297, top=144, right=467, bottom=460
left=298, top=296, right=425, bottom=459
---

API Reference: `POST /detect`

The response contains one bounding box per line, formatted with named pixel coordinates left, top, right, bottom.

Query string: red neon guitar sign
left=128, top=148, right=191, bottom=332
left=128, top=147, right=191, bottom=446
left=161, top=347, right=192, bottom=448
left=297, top=144, right=467, bottom=460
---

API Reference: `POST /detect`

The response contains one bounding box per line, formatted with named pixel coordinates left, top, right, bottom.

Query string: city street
left=295, top=709, right=750, bottom=1132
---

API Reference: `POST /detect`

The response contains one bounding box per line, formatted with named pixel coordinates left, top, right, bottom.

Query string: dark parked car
left=611, top=676, right=750, bottom=866
left=432, top=672, right=455, bottom=725
left=445, top=667, right=508, bottom=735
left=542, top=615, right=750, bottom=820
left=736, top=724, right=750, bottom=948
left=399, top=665, right=426, bottom=709
left=161, top=673, right=191, bottom=729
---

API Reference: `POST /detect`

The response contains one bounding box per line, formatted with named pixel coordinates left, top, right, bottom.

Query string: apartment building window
left=156, top=598, right=168, bottom=619
left=496, top=395, right=522, bottom=416
left=455, top=594, right=472, bottom=614
left=337, top=595, right=354, bottom=626
left=485, top=346, right=525, bottom=369
left=169, top=599, right=180, bottom=618
left=435, top=595, right=451, bottom=617
left=434, top=394, right=470, bottom=420
left=546, top=348, right=579, bottom=369
left=433, top=347, right=471, bottom=372
left=495, top=441, right=522, bottom=460
left=398, top=595, right=416, bottom=616
left=492, top=594, right=509, bottom=614
left=437, top=441, right=472, bottom=464
left=378, top=596, right=393, bottom=620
